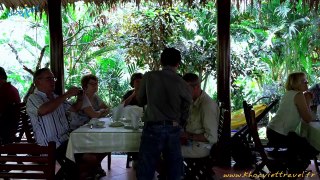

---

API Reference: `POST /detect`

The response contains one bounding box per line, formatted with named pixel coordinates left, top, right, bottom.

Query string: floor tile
left=91, top=155, right=320, bottom=180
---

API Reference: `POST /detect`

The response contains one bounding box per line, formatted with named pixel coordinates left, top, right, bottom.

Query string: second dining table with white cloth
left=296, top=121, right=320, bottom=151
left=66, top=117, right=142, bottom=162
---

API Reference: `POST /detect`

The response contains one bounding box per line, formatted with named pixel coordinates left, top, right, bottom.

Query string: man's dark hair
left=182, top=73, right=199, bottom=83
left=160, top=48, right=181, bottom=66
left=33, top=68, right=51, bottom=82
left=130, top=73, right=143, bottom=88
left=0, top=67, right=7, bottom=81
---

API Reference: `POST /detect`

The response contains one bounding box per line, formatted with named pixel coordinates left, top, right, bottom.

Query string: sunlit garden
left=0, top=0, right=319, bottom=119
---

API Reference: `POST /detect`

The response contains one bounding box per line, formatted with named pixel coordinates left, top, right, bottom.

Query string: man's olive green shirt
left=138, top=66, right=192, bottom=125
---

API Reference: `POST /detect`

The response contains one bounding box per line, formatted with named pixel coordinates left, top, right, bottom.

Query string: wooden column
left=216, top=0, right=231, bottom=166
left=48, top=0, right=64, bottom=95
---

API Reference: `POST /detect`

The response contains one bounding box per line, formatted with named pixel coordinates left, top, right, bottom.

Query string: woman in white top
left=70, top=74, right=109, bottom=179
left=70, top=74, right=109, bottom=130
left=267, top=72, right=314, bottom=144
left=267, top=72, right=318, bottom=173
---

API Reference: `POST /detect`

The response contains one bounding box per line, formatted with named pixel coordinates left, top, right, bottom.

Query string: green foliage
left=1, top=0, right=319, bottom=111
left=229, top=0, right=319, bottom=110
left=97, top=56, right=129, bottom=104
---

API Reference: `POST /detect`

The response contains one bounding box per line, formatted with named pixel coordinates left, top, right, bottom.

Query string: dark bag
left=287, top=132, right=319, bottom=160
left=231, top=134, right=255, bottom=167
left=0, top=103, right=20, bottom=144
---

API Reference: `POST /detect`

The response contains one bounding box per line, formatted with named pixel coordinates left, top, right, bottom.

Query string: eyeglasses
left=88, top=82, right=98, bottom=86
left=38, top=77, right=57, bottom=82
left=188, top=82, right=199, bottom=88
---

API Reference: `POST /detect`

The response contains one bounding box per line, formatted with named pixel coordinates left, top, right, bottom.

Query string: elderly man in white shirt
left=26, top=68, right=83, bottom=179
left=181, top=73, right=219, bottom=158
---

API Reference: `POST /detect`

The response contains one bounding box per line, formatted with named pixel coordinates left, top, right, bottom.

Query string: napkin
left=112, top=104, right=124, bottom=122
left=122, top=105, right=143, bottom=129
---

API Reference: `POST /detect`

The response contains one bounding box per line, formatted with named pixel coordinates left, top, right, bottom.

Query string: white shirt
left=268, top=90, right=301, bottom=136
left=186, top=91, right=219, bottom=144
left=26, top=88, right=70, bottom=148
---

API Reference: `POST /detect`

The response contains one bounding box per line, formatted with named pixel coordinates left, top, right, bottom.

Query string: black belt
left=146, top=120, right=177, bottom=126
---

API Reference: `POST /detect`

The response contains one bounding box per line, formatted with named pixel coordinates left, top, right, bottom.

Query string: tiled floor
left=99, top=155, right=159, bottom=180
left=97, top=155, right=320, bottom=180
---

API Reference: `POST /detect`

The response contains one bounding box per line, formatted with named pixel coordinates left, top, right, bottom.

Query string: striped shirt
left=26, top=89, right=70, bottom=148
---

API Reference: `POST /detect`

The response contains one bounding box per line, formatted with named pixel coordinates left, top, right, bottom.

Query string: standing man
left=26, top=68, right=82, bottom=178
left=181, top=73, right=219, bottom=158
left=136, top=48, right=192, bottom=180
left=0, top=67, right=21, bottom=144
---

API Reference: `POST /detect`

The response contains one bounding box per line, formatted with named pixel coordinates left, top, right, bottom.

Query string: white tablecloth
left=66, top=118, right=142, bottom=162
left=297, top=121, right=320, bottom=151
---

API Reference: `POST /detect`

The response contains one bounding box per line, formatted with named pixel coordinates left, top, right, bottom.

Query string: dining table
left=66, top=117, right=142, bottom=162
left=296, top=121, right=320, bottom=151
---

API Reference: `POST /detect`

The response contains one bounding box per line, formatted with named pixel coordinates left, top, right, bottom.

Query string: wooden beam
left=48, top=0, right=64, bottom=95
left=216, top=0, right=231, bottom=166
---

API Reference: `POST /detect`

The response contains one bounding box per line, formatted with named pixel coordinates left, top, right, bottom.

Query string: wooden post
left=48, top=0, right=64, bottom=95
left=216, top=0, right=231, bottom=166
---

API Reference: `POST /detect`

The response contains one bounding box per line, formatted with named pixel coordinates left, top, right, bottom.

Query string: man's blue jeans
left=136, top=124, right=183, bottom=180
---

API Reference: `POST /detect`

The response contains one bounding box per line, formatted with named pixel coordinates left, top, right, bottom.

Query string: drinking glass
left=317, top=105, right=320, bottom=120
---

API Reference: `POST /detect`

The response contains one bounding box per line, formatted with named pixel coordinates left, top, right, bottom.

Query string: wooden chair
left=231, top=98, right=279, bottom=167
left=182, top=104, right=230, bottom=180
left=313, top=158, right=320, bottom=177
left=126, top=152, right=135, bottom=168
left=15, top=102, right=36, bottom=143
left=0, top=141, right=56, bottom=180
left=243, top=101, right=288, bottom=177
left=182, top=146, right=216, bottom=180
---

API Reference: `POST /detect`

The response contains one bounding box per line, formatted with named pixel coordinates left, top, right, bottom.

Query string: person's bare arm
left=97, top=96, right=109, bottom=113
left=186, top=132, right=208, bottom=142
left=83, top=106, right=108, bottom=118
left=70, top=93, right=84, bottom=112
left=38, top=87, right=80, bottom=116
left=122, top=91, right=136, bottom=106
left=295, top=92, right=315, bottom=123
left=304, top=91, right=313, bottom=107
left=100, top=102, right=109, bottom=110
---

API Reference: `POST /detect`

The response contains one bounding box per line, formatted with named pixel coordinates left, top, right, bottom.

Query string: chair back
left=0, top=141, right=56, bottom=180
left=16, top=102, right=36, bottom=143
left=243, top=101, right=268, bottom=162
left=235, top=98, right=279, bottom=137
left=230, top=98, right=278, bottom=167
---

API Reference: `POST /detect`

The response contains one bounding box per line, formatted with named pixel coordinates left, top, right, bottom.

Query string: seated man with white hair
left=181, top=73, right=219, bottom=158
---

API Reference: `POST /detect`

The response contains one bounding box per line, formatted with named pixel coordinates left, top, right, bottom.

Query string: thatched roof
left=0, top=0, right=319, bottom=11
left=0, top=0, right=128, bottom=11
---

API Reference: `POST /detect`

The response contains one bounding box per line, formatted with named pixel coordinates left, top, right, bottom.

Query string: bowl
left=88, top=118, right=99, bottom=125
left=96, top=121, right=105, bottom=127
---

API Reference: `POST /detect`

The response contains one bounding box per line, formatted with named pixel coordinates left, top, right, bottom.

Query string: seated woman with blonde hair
left=267, top=72, right=318, bottom=174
